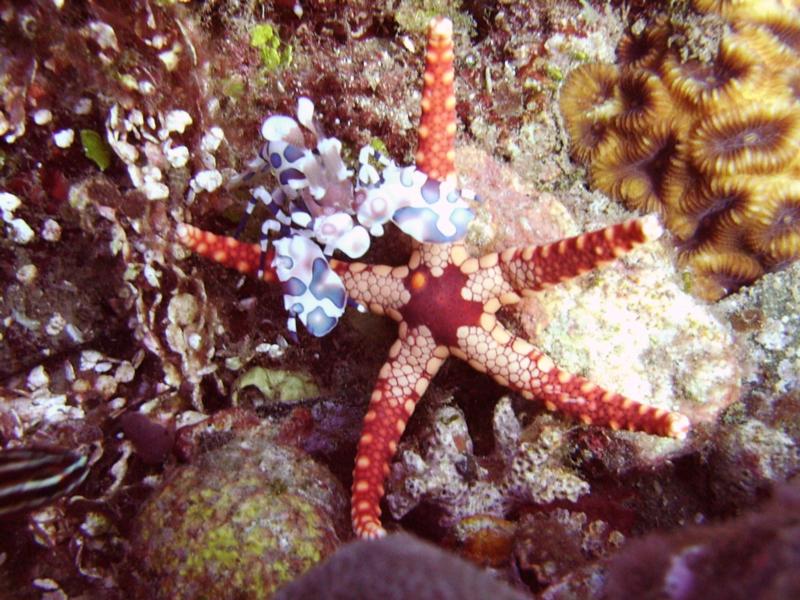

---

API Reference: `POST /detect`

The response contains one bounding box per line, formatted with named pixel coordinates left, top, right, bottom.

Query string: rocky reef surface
left=0, top=1, right=798, bottom=598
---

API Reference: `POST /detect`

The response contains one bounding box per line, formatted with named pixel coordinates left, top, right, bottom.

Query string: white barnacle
left=41, top=218, right=62, bottom=242
left=142, top=180, right=170, bottom=201
left=191, top=169, right=223, bottom=193
left=80, top=350, right=103, bottom=372
left=106, top=106, right=139, bottom=163
left=45, top=313, right=66, bottom=336
left=88, top=21, right=119, bottom=51
left=158, top=43, right=182, bottom=71
left=163, top=109, right=193, bottom=134
left=163, top=141, right=190, bottom=168
left=53, top=128, right=75, bottom=148
left=27, top=365, right=50, bottom=390
left=200, top=126, right=225, bottom=154
left=8, top=218, right=34, bottom=244
left=33, top=109, right=53, bottom=125
left=128, top=109, right=145, bottom=130
left=0, top=192, right=21, bottom=220
left=141, top=164, right=164, bottom=183
left=112, top=138, right=139, bottom=164
left=138, top=80, right=156, bottom=95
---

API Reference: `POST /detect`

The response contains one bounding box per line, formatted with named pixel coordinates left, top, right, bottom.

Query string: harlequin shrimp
left=187, top=95, right=479, bottom=339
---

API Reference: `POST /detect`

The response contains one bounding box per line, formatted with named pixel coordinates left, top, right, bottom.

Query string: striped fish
left=0, top=447, right=90, bottom=518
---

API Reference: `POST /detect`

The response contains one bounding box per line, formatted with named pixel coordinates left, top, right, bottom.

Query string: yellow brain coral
left=559, top=1, right=800, bottom=299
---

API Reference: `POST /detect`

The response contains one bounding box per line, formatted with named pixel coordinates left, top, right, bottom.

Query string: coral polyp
left=692, top=0, right=782, bottom=20
left=557, top=63, right=621, bottom=163
left=616, top=18, right=669, bottom=70
left=614, top=70, right=673, bottom=133
left=590, top=120, right=683, bottom=213
left=688, top=102, right=800, bottom=176
left=745, top=178, right=800, bottom=263
left=560, top=2, right=800, bottom=298
left=660, top=37, right=763, bottom=112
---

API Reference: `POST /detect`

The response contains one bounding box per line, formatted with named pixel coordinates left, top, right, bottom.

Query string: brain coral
left=559, top=0, right=800, bottom=299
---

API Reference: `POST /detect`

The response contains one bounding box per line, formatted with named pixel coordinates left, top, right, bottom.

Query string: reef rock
left=130, top=425, right=348, bottom=600
left=274, top=532, right=529, bottom=600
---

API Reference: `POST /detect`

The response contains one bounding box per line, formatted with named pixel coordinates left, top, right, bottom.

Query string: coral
left=0, top=0, right=789, bottom=596
left=231, top=366, right=320, bottom=407
left=513, top=509, right=624, bottom=592
left=526, top=228, right=740, bottom=439
left=273, top=532, right=529, bottom=600
left=707, top=261, right=800, bottom=511
left=179, top=207, right=690, bottom=538
left=454, top=144, right=574, bottom=250
left=709, top=417, right=800, bottom=511
left=130, top=425, right=348, bottom=600
left=0, top=2, right=323, bottom=594
left=557, top=63, right=621, bottom=163
left=393, top=0, right=475, bottom=40
left=559, top=4, right=800, bottom=298
left=384, top=397, right=590, bottom=531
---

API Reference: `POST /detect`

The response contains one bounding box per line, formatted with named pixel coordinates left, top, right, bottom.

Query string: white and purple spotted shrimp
left=353, top=146, right=476, bottom=244
left=272, top=235, right=347, bottom=338
left=229, top=99, right=359, bottom=337
left=235, top=97, right=369, bottom=260
left=225, top=97, right=477, bottom=338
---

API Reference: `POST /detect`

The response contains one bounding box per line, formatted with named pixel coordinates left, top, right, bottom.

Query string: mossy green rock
left=131, top=426, right=347, bottom=599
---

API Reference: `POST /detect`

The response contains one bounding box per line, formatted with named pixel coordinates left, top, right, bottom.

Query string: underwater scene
left=1, top=0, right=799, bottom=598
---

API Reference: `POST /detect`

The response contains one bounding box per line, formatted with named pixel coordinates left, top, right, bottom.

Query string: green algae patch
left=233, top=367, right=320, bottom=405
left=80, top=129, right=112, bottom=171
left=131, top=426, right=347, bottom=599
left=250, top=23, right=293, bottom=71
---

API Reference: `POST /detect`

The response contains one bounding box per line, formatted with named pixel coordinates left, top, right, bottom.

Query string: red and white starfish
left=176, top=17, right=690, bottom=540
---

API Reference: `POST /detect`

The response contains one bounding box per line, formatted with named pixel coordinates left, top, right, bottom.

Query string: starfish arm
left=351, top=325, right=448, bottom=539
left=416, top=16, right=457, bottom=181
left=455, top=321, right=690, bottom=439
left=330, top=260, right=412, bottom=318
left=458, top=260, right=521, bottom=305
left=175, top=224, right=277, bottom=282
left=498, top=215, right=663, bottom=295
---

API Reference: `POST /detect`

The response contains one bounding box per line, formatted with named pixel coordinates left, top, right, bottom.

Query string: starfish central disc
left=401, top=264, right=483, bottom=347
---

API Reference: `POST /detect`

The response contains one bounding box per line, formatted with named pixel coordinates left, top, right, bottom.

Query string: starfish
left=176, top=17, right=691, bottom=539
